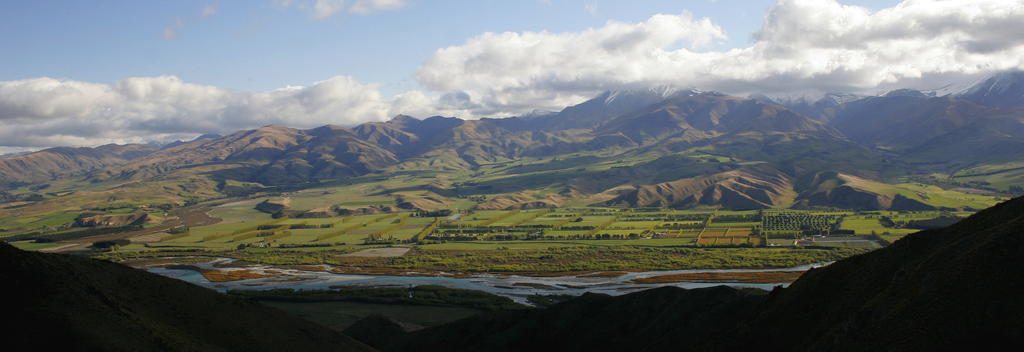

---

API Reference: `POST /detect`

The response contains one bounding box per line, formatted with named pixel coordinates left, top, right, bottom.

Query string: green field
left=85, top=206, right=968, bottom=255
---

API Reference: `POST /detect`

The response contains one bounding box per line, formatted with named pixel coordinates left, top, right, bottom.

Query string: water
left=144, top=260, right=827, bottom=304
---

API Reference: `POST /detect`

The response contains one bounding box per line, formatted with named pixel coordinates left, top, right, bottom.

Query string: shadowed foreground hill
left=362, top=196, right=1024, bottom=351
left=0, top=243, right=372, bottom=352
left=732, top=194, right=1024, bottom=350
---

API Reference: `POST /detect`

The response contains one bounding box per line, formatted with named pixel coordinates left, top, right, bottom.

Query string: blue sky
left=0, top=0, right=899, bottom=95
left=2, top=0, right=1021, bottom=151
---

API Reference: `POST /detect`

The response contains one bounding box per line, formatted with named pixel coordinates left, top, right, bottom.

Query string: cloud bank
left=3, top=0, right=1024, bottom=149
left=0, top=76, right=460, bottom=149
left=418, top=0, right=1024, bottom=115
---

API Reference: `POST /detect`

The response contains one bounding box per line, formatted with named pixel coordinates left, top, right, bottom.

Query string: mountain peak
left=602, top=86, right=700, bottom=106
left=161, top=133, right=222, bottom=150
left=959, top=70, right=1024, bottom=107
left=388, top=114, right=420, bottom=124
left=883, top=88, right=928, bottom=98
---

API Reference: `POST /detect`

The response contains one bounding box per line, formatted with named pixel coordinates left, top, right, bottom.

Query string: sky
left=1, top=0, right=1023, bottom=152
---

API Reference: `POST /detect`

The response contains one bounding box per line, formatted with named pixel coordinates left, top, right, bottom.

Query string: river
left=143, top=259, right=827, bottom=304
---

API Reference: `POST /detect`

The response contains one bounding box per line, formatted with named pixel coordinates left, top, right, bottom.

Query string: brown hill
left=95, top=125, right=311, bottom=181
left=601, top=166, right=795, bottom=210
left=92, top=125, right=399, bottom=185
left=595, top=93, right=834, bottom=143
left=256, top=125, right=398, bottom=184
left=0, top=144, right=156, bottom=186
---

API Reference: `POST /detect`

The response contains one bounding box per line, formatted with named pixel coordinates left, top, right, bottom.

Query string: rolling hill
left=0, top=144, right=156, bottom=187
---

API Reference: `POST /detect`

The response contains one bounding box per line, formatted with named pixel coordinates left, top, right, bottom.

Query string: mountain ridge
left=1, top=72, right=1022, bottom=212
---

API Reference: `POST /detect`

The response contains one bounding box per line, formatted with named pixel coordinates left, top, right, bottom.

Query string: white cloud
left=0, top=76, right=449, bottom=149
left=7, top=0, right=1024, bottom=149
left=312, top=0, right=346, bottom=20
left=417, top=11, right=728, bottom=116
left=416, top=0, right=1024, bottom=115
left=349, top=0, right=407, bottom=15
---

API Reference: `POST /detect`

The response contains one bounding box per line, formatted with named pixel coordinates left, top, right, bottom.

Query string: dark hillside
left=380, top=286, right=767, bottom=352
left=733, top=194, right=1024, bottom=350
left=0, top=242, right=372, bottom=351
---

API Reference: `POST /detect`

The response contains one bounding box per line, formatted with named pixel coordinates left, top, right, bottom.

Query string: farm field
left=90, top=205, right=971, bottom=257
left=4, top=186, right=979, bottom=274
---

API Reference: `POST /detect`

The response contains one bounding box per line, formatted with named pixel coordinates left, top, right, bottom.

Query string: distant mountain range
left=2, top=71, right=1024, bottom=212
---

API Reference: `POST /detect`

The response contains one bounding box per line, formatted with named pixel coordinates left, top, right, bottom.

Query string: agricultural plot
left=487, top=210, right=545, bottom=227
left=114, top=203, right=976, bottom=255
left=838, top=215, right=917, bottom=236
left=522, top=213, right=578, bottom=227
left=605, top=221, right=663, bottom=230
left=542, top=230, right=594, bottom=238
left=701, top=229, right=730, bottom=237
left=707, top=221, right=760, bottom=228
left=574, top=215, right=618, bottom=227
left=762, top=211, right=843, bottom=237
left=697, top=237, right=761, bottom=246
left=461, top=210, right=514, bottom=226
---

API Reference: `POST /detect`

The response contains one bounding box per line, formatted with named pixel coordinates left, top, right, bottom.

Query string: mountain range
left=2, top=72, right=1024, bottom=215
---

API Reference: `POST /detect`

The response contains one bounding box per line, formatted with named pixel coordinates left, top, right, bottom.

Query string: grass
left=7, top=240, right=63, bottom=251
left=375, top=246, right=870, bottom=273
left=839, top=215, right=917, bottom=236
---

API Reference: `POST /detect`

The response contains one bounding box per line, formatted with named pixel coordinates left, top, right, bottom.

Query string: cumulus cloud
left=0, top=76, right=454, bottom=149
left=7, top=0, right=1024, bottom=149
left=417, top=0, right=1024, bottom=115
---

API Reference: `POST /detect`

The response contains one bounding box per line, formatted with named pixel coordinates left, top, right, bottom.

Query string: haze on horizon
left=2, top=0, right=1023, bottom=152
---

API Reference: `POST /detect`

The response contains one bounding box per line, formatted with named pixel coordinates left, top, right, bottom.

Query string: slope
left=0, top=242, right=372, bottom=351
left=731, top=195, right=1024, bottom=351
left=0, top=144, right=156, bottom=188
